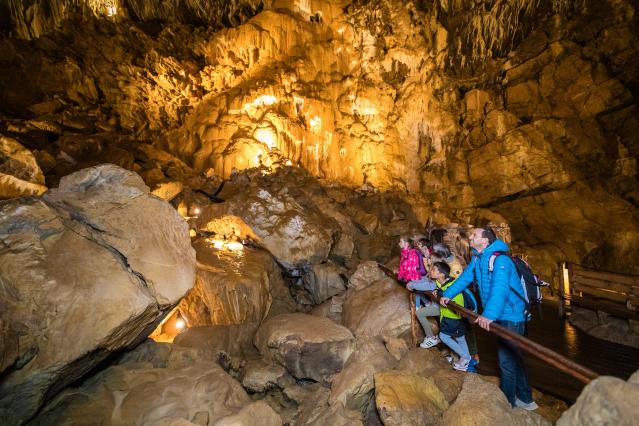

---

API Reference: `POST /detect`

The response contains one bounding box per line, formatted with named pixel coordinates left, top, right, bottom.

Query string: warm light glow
left=255, top=127, right=276, bottom=149
left=310, top=116, right=322, bottom=133
left=285, top=159, right=293, bottom=166
left=193, top=207, right=200, bottom=215
left=207, top=238, right=244, bottom=252
left=246, top=95, right=278, bottom=111
left=175, top=318, right=186, bottom=330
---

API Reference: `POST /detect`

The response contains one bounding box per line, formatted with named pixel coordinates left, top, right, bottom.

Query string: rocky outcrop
left=178, top=241, right=284, bottom=326
left=329, top=337, right=397, bottom=411
left=197, top=173, right=338, bottom=269
left=343, top=278, right=412, bottom=340
left=34, top=362, right=281, bottom=426
left=0, top=135, right=47, bottom=198
left=302, top=262, right=347, bottom=305
left=557, top=373, right=639, bottom=426
left=0, top=165, right=196, bottom=424
left=374, top=370, right=449, bottom=426
left=254, top=313, right=355, bottom=384
left=442, top=374, right=550, bottom=426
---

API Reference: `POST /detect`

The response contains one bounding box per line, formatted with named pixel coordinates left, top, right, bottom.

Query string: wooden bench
left=557, top=262, right=639, bottom=319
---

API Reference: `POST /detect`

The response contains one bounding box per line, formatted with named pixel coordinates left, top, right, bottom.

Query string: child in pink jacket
left=397, top=237, right=422, bottom=282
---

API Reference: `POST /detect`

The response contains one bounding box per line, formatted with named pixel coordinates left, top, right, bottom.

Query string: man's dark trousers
left=495, top=320, right=533, bottom=406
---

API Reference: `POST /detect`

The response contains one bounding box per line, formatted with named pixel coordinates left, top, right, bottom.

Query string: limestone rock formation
left=240, top=359, right=288, bottom=393
left=374, top=370, right=449, bottom=426
left=254, top=313, right=355, bottom=384
left=557, top=373, right=639, bottom=426
left=197, top=174, right=338, bottom=269
left=302, top=262, right=347, bottom=305
left=178, top=241, right=282, bottom=326
left=0, top=135, right=47, bottom=198
left=343, top=278, right=412, bottom=339
left=0, top=164, right=196, bottom=424
left=34, top=362, right=281, bottom=426
left=441, top=374, right=550, bottom=426
left=329, top=337, right=397, bottom=411
left=348, top=260, right=389, bottom=291
left=172, top=324, right=259, bottom=372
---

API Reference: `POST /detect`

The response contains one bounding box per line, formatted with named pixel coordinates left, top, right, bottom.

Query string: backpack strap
left=488, top=251, right=505, bottom=272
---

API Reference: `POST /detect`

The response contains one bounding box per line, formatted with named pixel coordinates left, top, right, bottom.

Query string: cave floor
left=475, top=301, right=639, bottom=402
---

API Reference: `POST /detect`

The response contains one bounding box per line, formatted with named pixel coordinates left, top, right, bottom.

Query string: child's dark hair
left=433, top=261, right=451, bottom=278
left=417, top=237, right=431, bottom=248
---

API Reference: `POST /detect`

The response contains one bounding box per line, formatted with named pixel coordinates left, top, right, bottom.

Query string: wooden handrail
left=377, top=263, right=600, bottom=384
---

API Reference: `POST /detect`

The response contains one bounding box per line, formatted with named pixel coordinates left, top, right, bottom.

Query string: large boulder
left=254, top=313, right=355, bottom=384
left=374, top=370, right=449, bottom=425
left=441, top=374, right=549, bottom=426
left=556, top=374, right=639, bottom=426
left=329, top=338, right=397, bottom=410
left=343, top=278, right=412, bottom=339
left=33, top=362, right=281, bottom=426
left=0, top=165, right=196, bottom=424
left=0, top=135, right=47, bottom=199
left=197, top=176, right=338, bottom=269
left=296, top=387, right=364, bottom=426
left=179, top=241, right=284, bottom=326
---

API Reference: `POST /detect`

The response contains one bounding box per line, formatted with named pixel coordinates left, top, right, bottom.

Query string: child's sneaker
left=515, top=398, right=539, bottom=411
left=453, top=357, right=471, bottom=371
left=466, top=358, right=478, bottom=373
left=419, top=336, right=440, bottom=349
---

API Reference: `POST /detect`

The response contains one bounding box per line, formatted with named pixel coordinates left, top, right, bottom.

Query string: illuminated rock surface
left=0, top=135, right=47, bottom=198
left=0, top=165, right=196, bottom=424
left=1, top=0, right=639, bottom=424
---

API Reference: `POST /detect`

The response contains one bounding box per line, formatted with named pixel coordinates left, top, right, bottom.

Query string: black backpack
left=488, top=251, right=550, bottom=319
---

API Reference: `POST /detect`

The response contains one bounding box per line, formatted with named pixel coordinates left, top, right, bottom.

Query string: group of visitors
left=396, top=227, right=538, bottom=410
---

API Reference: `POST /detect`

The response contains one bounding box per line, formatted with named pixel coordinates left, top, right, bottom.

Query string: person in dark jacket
left=439, top=227, right=537, bottom=410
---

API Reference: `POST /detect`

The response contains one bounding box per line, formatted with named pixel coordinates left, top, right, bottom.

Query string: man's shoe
left=453, top=358, right=471, bottom=371
left=419, top=336, right=440, bottom=349
left=466, top=358, right=478, bottom=373
left=515, top=398, right=539, bottom=411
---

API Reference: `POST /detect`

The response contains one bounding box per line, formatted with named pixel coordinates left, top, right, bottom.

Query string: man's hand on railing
left=439, top=296, right=450, bottom=306
left=474, top=315, right=493, bottom=331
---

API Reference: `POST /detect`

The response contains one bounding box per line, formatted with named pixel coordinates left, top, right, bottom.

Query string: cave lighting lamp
left=175, top=312, right=186, bottom=330
left=285, top=159, right=293, bottom=166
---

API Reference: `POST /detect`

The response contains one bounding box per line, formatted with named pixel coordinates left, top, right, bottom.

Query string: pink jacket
left=398, top=248, right=422, bottom=282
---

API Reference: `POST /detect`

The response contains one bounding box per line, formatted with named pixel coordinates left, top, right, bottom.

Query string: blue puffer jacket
left=442, top=239, right=526, bottom=323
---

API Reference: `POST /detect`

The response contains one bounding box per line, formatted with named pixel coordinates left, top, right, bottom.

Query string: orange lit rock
left=0, top=135, right=47, bottom=199
left=178, top=240, right=290, bottom=326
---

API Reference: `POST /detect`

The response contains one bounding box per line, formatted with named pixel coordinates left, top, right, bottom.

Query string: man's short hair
left=478, top=227, right=497, bottom=244
left=433, top=261, right=451, bottom=278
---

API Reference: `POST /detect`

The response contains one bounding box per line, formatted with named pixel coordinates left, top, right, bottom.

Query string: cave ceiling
left=1, top=0, right=639, bottom=274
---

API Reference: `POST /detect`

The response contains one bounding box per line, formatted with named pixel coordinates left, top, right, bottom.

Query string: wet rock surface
left=178, top=241, right=285, bottom=326
left=0, top=165, right=196, bottom=424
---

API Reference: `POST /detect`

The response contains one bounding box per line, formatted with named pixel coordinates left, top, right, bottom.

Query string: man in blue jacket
left=439, top=227, right=537, bottom=410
